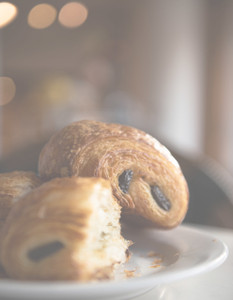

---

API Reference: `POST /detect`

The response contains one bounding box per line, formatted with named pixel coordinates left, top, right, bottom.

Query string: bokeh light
left=0, top=2, right=18, bottom=28
left=58, top=2, right=88, bottom=28
left=28, top=3, right=57, bottom=29
left=0, top=77, right=16, bottom=106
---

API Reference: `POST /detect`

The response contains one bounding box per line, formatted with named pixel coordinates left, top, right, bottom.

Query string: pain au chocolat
left=0, top=177, right=130, bottom=281
left=38, top=120, right=189, bottom=229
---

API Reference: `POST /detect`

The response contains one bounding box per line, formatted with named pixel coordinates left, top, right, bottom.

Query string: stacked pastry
left=0, top=120, right=189, bottom=281
left=0, top=171, right=41, bottom=279
left=0, top=171, right=41, bottom=232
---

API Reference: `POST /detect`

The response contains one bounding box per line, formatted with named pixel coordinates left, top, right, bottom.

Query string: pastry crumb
left=147, top=251, right=159, bottom=257
left=150, top=264, right=161, bottom=269
left=150, top=257, right=162, bottom=268
left=124, top=269, right=137, bottom=278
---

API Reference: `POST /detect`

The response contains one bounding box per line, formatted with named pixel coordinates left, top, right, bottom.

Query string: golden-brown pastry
left=0, top=177, right=130, bottom=281
left=38, top=120, right=189, bottom=229
left=0, top=171, right=41, bottom=230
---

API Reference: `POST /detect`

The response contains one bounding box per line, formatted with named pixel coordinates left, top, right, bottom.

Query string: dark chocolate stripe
left=28, top=241, right=64, bottom=262
left=151, top=185, right=171, bottom=211
left=118, top=169, right=133, bottom=193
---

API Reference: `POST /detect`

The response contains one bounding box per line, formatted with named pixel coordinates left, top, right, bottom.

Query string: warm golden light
left=0, top=2, right=18, bottom=28
left=0, top=77, right=16, bottom=106
left=28, top=4, right=57, bottom=29
left=58, top=2, right=88, bottom=28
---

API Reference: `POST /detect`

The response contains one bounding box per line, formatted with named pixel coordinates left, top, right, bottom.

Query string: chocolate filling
left=151, top=185, right=171, bottom=211
left=27, top=241, right=64, bottom=262
left=118, top=169, right=133, bottom=193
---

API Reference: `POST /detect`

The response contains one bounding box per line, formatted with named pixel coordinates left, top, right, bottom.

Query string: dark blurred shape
left=176, top=153, right=233, bottom=229
left=0, top=141, right=45, bottom=173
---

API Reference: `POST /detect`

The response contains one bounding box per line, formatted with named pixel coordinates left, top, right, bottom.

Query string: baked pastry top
left=38, top=120, right=189, bottom=229
left=0, top=177, right=130, bottom=281
left=0, top=171, right=41, bottom=230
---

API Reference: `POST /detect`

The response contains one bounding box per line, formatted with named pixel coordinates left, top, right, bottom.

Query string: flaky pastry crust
left=38, top=120, right=189, bottom=229
left=0, top=171, right=41, bottom=230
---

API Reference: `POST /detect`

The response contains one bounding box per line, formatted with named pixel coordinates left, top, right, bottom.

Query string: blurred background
left=0, top=0, right=233, bottom=227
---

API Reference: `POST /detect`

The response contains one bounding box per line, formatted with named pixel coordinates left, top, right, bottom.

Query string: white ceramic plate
left=0, top=225, right=228, bottom=300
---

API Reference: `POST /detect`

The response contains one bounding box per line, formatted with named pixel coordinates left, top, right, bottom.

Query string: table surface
left=135, top=224, right=233, bottom=300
